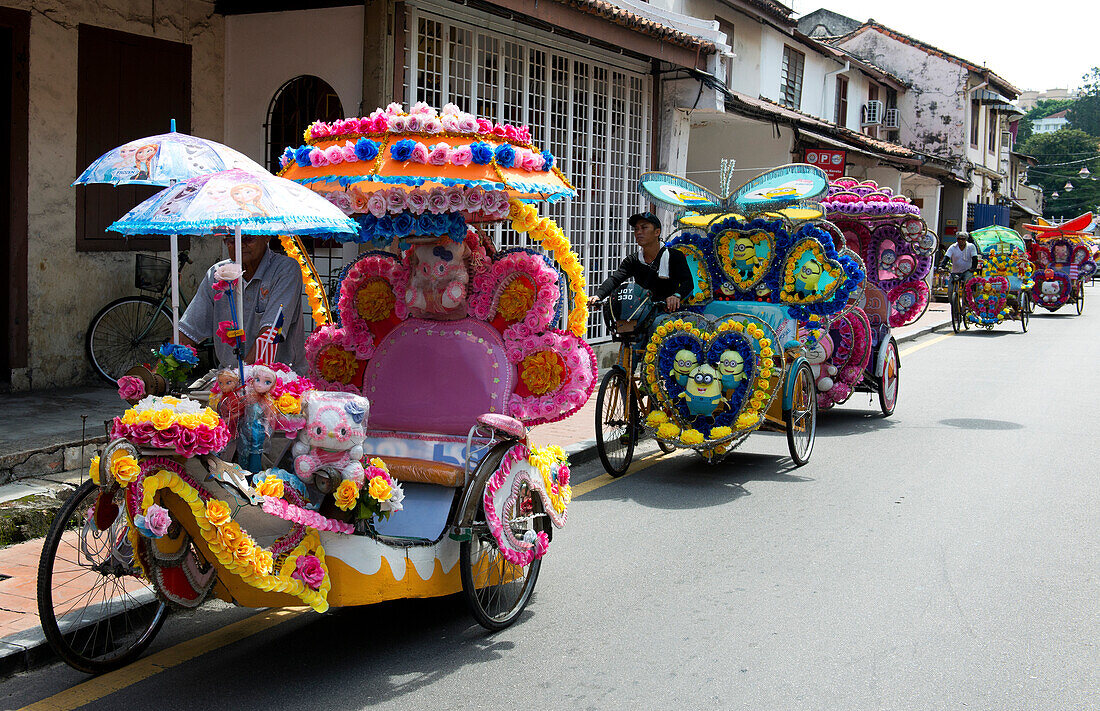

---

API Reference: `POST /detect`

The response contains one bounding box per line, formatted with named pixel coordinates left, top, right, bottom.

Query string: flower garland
left=134, top=466, right=331, bottom=612
left=260, top=496, right=354, bottom=534
left=334, top=184, right=511, bottom=221
left=112, top=396, right=230, bottom=457
left=527, top=444, right=571, bottom=520
left=506, top=198, right=588, bottom=337
left=351, top=210, right=469, bottom=244
left=965, top=276, right=1009, bottom=325
left=504, top=329, right=597, bottom=425
left=337, top=253, right=408, bottom=356
left=279, top=235, right=331, bottom=325
left=469, top=250, right=560, bottom=332
left=482, top=444, right=554, bottom=566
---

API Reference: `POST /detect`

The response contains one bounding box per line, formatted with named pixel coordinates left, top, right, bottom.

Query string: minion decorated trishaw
left=38, top=103, right=593, bottom=673
left=1024, top=212, right=1096, bottom=314
left=594, top=165, right=865, bottom=473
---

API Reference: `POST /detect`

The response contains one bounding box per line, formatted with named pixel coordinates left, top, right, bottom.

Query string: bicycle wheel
left=595, top=369, right=636, bottom=477
left=1019, top=293, right=1029, bottom=332
left=86, top=297, right=172, bottom=384
left=1076, top=282, right=1085, bottom=315
left=785, top=362, right=817, bottom=467
left=878, top=338, right=900, bottom=417
left=460, top=495, right=545, bottom=631
left=950, top=286, right=962, bottom=334
left=38, top=480, right=168, bottom=673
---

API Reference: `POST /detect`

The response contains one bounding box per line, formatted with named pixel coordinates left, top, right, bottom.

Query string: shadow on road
left=938, top=417, right=1024, bottom=430
left=815, top=408, right=897, bottom=437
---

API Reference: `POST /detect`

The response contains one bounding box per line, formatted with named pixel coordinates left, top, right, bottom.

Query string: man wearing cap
left=593, top=211, right=693, bottom=310
left=942, top=232, right=980, bottom=301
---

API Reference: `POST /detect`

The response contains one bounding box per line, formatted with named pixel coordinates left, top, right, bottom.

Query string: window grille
left=780, top=45, right=804, bottom=109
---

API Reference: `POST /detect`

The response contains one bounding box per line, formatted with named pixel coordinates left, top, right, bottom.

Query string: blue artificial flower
left=160, top=343, right=198, bottom=365
left=393, top=211, right=415, bottom=237
left=390, top=139, right=416, bottom=162
left=355, top=138, right=379, bottom=162
left=375, top=214, right=394, bottom=239
left=294, top=146, right=313, bottom=167
left=470, top=142, right=494, bottom=165
left=541, top=150, right=554, bottom=170
left=494, top=144, right=516, bottom=168
left=448, top=213, right=468, bottom=241
left=280, top=147, right=295, bottom=167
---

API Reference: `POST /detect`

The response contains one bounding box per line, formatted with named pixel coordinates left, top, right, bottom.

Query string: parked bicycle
left=85, top=251, right=213, bottom=384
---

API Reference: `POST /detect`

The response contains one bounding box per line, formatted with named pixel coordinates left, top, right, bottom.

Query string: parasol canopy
left=1024, top=212, right=1094, bottom=241
left=74, top=126, right=268, bottom=187
left=108, top=168, right=358, bottom=236
left=277, top=102, right=575, bottom=205
left=971, top=225, right=1026, bottom=253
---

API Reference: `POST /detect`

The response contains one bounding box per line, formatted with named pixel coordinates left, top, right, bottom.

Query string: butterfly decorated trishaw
left=946, top=225, right=1034, bottom=332
left=39, top=102, right=592, bottom=673
left=1024, top=212, right=1095, bottom=315
left=594, top=165, right=866, bottom=474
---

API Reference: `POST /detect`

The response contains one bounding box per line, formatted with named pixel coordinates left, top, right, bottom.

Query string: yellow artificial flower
left=205, top=499, right=232, bottom=528
left=216, top=521, right=244, bottom=553
left=680, top=429, right=705, bottom=445
left=519, top=351, right=564, bottom=395
left=199, top=408, right=221, bottom=429
left=137, top=409, right=154, bottom=423
left=89, top=455, right=101, bottom=485
left=276, top=394, right=301, bottom=415
left=656, top=422, right=681, bottom=439
left=497, top=278, right=537, bottom=322
left=109, top=451, right=140, bottom=486
left=121, top=409, right=138, bottom=425
left=356, top=278, right=396, bottom=321
left=507, top=198, right=525, bottom=221
left=369, top=457, right=389, bottom=473
left=318, top=345, right=358, bottom=384
left=367, top=475, right=394, bottom=503
left=150, top=408, right=175, bottom=430
left=233, top=536, right=255, bottom=563
left=710, top=426, right=733, bottom=439
left=252, top=548, right=274, bottom=577
left=646, top=411, right=669, bottom=426
left=177, top=413, right=199, bottom=429
left=255, top=474, right=285, bottom=499
left=334, top=479, right=360, bottom=511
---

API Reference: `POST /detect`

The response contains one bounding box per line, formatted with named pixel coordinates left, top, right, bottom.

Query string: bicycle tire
left=86, top=296, right=173, bottom=384
left=595, top=369, right=636, bottom=477
left=784, top=362, right=817, bottom=466
left=38, top=480, right=168, bottom=673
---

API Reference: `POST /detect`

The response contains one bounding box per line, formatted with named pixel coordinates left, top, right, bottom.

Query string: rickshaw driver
left=590, top=211, right=694, bottom=311
left=942, top=232, right=980, bottom=300
left=178, top=234, right=308, bottom=373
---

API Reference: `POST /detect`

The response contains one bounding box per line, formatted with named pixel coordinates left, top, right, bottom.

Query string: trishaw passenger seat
left=379, top=456, right=465, bottom=487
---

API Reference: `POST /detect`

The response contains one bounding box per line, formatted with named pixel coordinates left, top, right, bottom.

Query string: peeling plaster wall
left=6, top=0, right=224, bottom=391
left=836, top=31, right=968, bottom=171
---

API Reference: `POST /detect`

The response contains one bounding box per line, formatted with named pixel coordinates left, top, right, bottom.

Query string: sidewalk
left=0, top=301, right=950, bottom=675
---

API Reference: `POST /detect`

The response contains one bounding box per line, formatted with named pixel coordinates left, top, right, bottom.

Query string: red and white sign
left=804, top=149, right=847, bottom=180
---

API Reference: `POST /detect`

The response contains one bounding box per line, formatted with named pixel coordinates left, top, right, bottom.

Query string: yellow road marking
left=17, top=608, right=304, bottom=711
left=24, top=448, right=671, bottom=709
left=900, top=332, right=953, bottom=358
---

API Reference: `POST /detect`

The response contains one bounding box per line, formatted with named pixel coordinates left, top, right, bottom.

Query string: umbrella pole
left=169, top=233, right=180, bottom=344
left=234, top=225, right=246, bottom=384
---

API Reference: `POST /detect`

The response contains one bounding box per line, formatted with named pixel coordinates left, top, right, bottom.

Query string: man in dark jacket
left=593, top=211, right=693, bottom=309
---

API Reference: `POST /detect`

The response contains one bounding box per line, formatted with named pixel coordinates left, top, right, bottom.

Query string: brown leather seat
left=378, top=456, right=464, bottom=487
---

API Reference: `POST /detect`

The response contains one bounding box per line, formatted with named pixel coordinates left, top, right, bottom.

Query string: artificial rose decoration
left=334, top=479, right=360, bottom=511
left=367, top=475, right=394, bottom=502
left=292, top=554, right=325, bottom=589
left=144, top=504, right=172, bottom=537
left=255, top=473, right=285, bottom=498
left=117, top=376, right=145, bottom=403
left=205, top=499, right=232, bottom=527
left=109, top=451, right=141, bottom=486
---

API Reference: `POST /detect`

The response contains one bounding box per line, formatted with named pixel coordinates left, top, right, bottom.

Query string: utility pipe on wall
left=821, top=61, right=850, bottom=125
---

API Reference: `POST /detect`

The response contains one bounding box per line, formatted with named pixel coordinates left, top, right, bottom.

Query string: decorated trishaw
left=593, top=165, right=866, bottom=473
left=806, top=177, right=933, bottom=415
left=39, top=102, right=593, bottom=674
left=1024, top=212, right=1096, bottom=314
left=948, top=225, right=1034, bottom=331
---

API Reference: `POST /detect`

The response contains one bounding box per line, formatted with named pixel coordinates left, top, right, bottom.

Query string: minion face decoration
left=717, top=349, right=746, bottom=390
left=678, top=364, right=726, bottom=416
left=732, top=235, right=759, bottom=278
left=795, top=257, right=824, bottom=296
left=670, top=349, right=698, bottom=386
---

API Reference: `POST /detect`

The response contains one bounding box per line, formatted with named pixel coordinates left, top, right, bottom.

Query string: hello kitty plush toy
left=292, top=391, right=370, bottom=487
left=405, top=239, right=470, bottom=319
left=805, top=334, right=837, bottom=394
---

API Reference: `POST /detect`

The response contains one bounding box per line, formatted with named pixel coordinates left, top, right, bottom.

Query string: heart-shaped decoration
left=505, top=329, right=597, bottom=425
left=643, top=315, right=781, bottom=441
left=965, top=276, right=1009, bottom=324
left=780, top=237, right=847, bottom=303
left=810, top=309, right=872, bottom=409
left=887, top=280, right=930, bottom=327
left=715, top=228, right=775, bottom=291
left=677, top=242, right=713, bottom=305
left=1031, top=270, right=1071, bottom=311
left=865, top=223, right=932, bottom=291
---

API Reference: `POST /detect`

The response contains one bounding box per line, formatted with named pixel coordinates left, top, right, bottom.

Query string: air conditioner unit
left=884, top=108, right=900, bottom=129
left=861, top=100, right=884, bottom=126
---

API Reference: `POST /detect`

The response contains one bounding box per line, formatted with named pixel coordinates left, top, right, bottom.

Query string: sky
left=787, top=0, right=1097, bottom=92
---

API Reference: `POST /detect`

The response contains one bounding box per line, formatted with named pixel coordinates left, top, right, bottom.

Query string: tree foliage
left=1016, top=129, right=1100, bottom=218
left=1016, top=98, right=1079, bottom=144
left=1068, top=67, right=1100, bottom=137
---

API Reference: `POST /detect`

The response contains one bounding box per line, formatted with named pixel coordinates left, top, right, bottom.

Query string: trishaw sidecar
left=38, top=102, right=595, bottom=673
left=1025, top=212, right=1096, bottom=315
left=594, top=165, right=866, bottom=471
left=952, top=225, right=1034, bottom=331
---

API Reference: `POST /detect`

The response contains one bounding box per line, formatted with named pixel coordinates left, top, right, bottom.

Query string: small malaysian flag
left=254, top=305, right=284, bottom=365
left=1068, top=264, right=1079, bottom=281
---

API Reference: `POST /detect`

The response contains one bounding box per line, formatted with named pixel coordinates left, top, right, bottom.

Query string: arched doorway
left=264, top=75, right=343, bottom=172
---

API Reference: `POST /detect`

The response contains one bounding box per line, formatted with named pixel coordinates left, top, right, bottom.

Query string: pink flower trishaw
left=38, top=103, right=593, bottom=673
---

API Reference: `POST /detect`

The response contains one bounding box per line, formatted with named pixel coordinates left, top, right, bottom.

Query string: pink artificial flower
left=309, top=147, right=328, bottom=167
left=117, top=376, right=145, bottom=402
left=366, top=191, right=388, bottom=218
left=441, top=102, right=462, bottom=117
left=292, top=554, right=325, bottom=589
left=370, top=115, right=389, bottom=133
left=445, top=185, right=466, bottom=211
left=491, top=124, right=508, bottom=139
left=326, top=191, right=354, bottom=215
left=330, top=119, right=347, bottom=135
left=388, top=115, right=408, bottom=132
left=405, top=115, right=424, bottom=133
left=308, top=121, right=329, bottom=138
left=427, top=142, right=451, bottom=166
left=410, top=101, right=435, bottom=116
left=340, top=141, right=359, bottom=163
left=409, top=141, right=430, bottom=163
left=324, top=146, right=344, bottom=165
left=519, top=150, right=542, bottom=172
left=144, top=504, right=172, bottom=537
left=426, top=188, right=449, bottom=214
left=385, top=102, right=404, bottom=115
left=440, top=116, right=460, bottom=133
left=476, top=118, right=493, bottom=134
left=518, top=125, right=531, bottom=143
left=405, top=188, right=429, bottom=214
left=450, top=145, right=473, bottom=167
left=458, top=116, right=479, bottom=133
left=423, top=117, right=443, bottom=134
left=504, top=124, right=519, bottom=141
left=385, top=188, right=407, bottom=213
left=463, top=187, right=486, bottom=212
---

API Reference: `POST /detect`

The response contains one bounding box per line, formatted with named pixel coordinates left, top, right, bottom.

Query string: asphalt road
left=4, top=302, right=1099, bottom=710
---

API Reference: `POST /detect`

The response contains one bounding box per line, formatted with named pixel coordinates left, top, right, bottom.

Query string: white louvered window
left=404, top=5, right=652, bottom=340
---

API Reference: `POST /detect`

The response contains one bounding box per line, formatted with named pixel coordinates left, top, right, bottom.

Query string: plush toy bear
left=292, top=391, right=370, bottom=487
left=405, top=239, right=470, bottom=319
